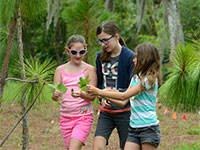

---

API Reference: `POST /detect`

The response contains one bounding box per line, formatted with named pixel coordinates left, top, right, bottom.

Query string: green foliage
left=22, top=0, right=47, bottom=20
left=78, top=76, right=90, bottom=91
left=179, top=0, right=200, bottom=40
left=14, top=56, right=57, bottom=106
left=114, top=0, right=137, bottom=48
left=0, top=0, right=47, bottom=27
left=1, top=81, right=22, bottom=102
left=159, top=43, right=200, bottom=112
left=0, top=0, right=16, bottom=27
left=172, top=142, right=200, bottom=150
left=0, top=31, right=19, bottom=76
left=48, top=82, right=68, bottom=94
left=61, top=0, right=113, bottom=65
left=0, top=0, right=48, bottom=73
left=185, top=128, right=200, bottom=135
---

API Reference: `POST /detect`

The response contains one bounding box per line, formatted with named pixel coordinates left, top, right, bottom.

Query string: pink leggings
left=60, top=114, right=93, bottom=148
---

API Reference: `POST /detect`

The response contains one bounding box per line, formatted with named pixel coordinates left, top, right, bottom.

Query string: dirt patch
left=0, top=102, right=200, bottom=150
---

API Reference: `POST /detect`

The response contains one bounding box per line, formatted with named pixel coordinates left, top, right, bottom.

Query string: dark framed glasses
left=97, top=35, right=114, bottom=45
left=69, top=49, right=87, bottom=55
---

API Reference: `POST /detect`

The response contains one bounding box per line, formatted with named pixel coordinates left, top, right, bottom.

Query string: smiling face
left=66, top=42, right=86, bottom=65
left=97, top=32, right=118, bottom=53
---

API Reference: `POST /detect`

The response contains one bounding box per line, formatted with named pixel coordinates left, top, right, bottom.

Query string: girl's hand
left=86, top=85, right=99, bottom=95
left=101, top=98, right=111, bottom=109
left=71, top=89, right=82, bottom=98
left=52, top=89, right=62, bottom=101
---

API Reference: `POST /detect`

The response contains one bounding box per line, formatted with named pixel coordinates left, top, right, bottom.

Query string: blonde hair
left=65, top=35, right=87, bottom=49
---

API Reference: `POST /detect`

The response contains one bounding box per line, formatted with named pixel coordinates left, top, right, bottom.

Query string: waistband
left=99, top=105, right=131, bottom=114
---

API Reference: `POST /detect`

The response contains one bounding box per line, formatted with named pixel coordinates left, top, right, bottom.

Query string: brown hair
left=65, top=34, right=87, bottom=49
left=96, top=21, right=126, bottom=63
left=133, top=43, right=162, bottom=89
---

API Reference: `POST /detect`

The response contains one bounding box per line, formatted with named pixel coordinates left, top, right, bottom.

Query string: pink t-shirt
left=60, top=65, right=93, bottom=117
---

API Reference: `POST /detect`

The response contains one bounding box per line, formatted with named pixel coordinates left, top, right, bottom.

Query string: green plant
left=14, top=56, right=56, bottom=106
left=184, top=126, right=200, bottom=135
left=48, top=82, right=68, bottom=94
left=77, top=76, right=90, bottom=92
left=159, top=43, right=200, bottom=112
left=171, top=142, right=200, bottom=150
left=61, top=0, right=112, bottom=64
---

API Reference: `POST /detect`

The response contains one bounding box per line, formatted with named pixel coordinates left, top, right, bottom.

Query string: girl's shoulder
left=120, top=46, right=135, bottom=62
left=83, top=62, right=96, bottom=72
left=55, top=63, right=68, bottom=72
left=122, top=46, right=134, bottom=55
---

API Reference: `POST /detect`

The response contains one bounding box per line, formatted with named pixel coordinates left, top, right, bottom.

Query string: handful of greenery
left=48, top=82, right=68, bottom=94
left=48, top=76, right=90, bottom=96
left=77, top=76, right=90, bottom=92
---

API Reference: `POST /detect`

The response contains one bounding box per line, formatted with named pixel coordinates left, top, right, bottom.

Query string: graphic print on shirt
left=102, top=56, right=119, bottom=89
left=80, top=106, right=90, bottom=114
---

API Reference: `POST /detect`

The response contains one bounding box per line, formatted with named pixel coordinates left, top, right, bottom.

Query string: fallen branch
left=5, top=77, right=38, bottom=83
left=0, top=82, right=46, bottom=147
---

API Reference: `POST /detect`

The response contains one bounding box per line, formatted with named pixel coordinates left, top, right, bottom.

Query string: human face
left=97, top=32, right=117, bottom=53
left=66, top=42, right=86, bottom=65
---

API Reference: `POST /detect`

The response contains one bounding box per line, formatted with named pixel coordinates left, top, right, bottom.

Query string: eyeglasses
left=97, top=35, right=114, bottom=45
left=69, top=49, right=87, bottom=55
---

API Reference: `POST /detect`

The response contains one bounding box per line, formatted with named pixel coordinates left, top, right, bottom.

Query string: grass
left=172, top=142, right=200, bottom=150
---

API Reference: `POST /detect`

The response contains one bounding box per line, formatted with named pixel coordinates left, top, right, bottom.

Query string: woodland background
left=0, top=0, right=200, bottom=150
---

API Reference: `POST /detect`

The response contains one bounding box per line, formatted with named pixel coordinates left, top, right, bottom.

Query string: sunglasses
left=96, top=35, right=114, bottom=45
left=68, top=49, right=87, bottom=55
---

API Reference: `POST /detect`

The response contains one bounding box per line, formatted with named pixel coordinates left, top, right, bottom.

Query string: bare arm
left=52, top=66, right=62, bottom=101
left=87, top=84, right=142, bottom=101
left=106, top=98, right=129, bottom=107
left=101, top=89, right=130, bottom=107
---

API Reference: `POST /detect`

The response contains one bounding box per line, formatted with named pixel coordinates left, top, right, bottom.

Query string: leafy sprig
left=48, top=82, right=68, bottom=94
left=77, top=76, right=90, bottom=91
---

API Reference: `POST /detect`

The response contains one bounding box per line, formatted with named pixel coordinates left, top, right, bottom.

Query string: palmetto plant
left=159, top=43, right=200, bottom=112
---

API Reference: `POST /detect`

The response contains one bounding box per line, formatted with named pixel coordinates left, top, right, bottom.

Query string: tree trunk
left=55, top=20, right=66, bottom=65
left=106, top=0, right=114, bottom=11
left=0, top=19, right=17, bottom=108
left=136, top=0, right=146, bottom=34
left=17, top=8, right=29, bottom=150
left=165, top=0, right=184, bottom=58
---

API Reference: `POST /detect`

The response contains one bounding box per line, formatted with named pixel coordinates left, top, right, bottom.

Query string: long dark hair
left=133, top=43, right=162, bottom=89
left=96, top=21, right=126, bottom=63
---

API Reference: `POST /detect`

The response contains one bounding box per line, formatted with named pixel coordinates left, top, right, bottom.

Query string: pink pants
left=60, top=114, right=93, bottom=148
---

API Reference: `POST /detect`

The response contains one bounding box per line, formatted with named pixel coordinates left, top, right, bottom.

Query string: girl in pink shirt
left=52, top=35, right=97, bottom=150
